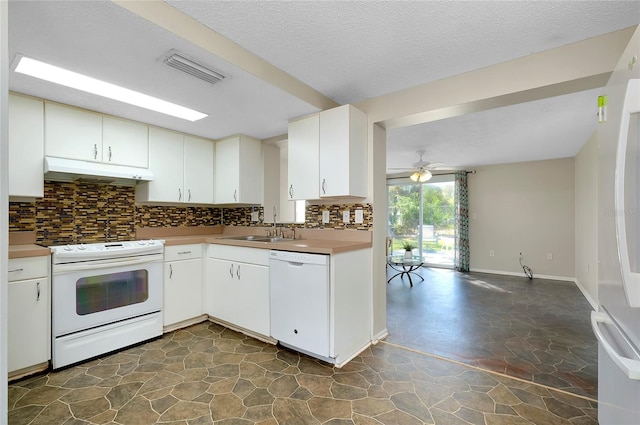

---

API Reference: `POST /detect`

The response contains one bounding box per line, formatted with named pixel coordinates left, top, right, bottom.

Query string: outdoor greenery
left=388, top=182, right=455, bottom=240
left=401, top=240, right=416, bottom=251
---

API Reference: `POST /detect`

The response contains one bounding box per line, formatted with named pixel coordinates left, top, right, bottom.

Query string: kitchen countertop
left=141, top=226, right=372, bottom=255
left=8, top=232, right=51, bottom=259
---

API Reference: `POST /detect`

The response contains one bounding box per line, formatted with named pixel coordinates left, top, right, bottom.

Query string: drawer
left=164, top=244, right=202, bottom=262
left=8, top=256, right=49, bottom=282
left=207, top=244, right=269, bottom=266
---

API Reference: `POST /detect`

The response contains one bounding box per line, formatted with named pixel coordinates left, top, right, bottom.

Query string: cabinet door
left=141, top=127, right=184, bottom=202
left=45, top=102, right=103, bottom=162
left=9, top=94, right=44, bottom=198
left=238, top=136, right=263, bottom=204
left=319, top=105, right=367, bottom=197
left=184, top=135, right=214, bottom=204
left=235, top=263, right=270, bottom=336
left=164, top=258, right=202, bottom=326
left=205, top=258, right=236, bottom=323
left=288, top=115, right=320, bottom=200
left=102, top=116, right=149, bottom=168
left=214, top=137, right=240, bottom=203
left=8, top=278, right=50, bottom=372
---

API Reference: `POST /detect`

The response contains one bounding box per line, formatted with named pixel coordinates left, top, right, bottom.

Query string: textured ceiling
left=8, top=1, right=640, bottom=174
left=167, top=0, right=640, bottom=105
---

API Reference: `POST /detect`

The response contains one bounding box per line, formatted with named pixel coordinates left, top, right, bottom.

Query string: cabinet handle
left=178, top=188, right=182, bottom=201
left=8, top=268, right=23, bottom=273
left=188, top=189, right=192, bottom=202
left=236, top=264, right=240, bottom=279
left=178, top=251, right=192, bottom=255
left=169, top=264, right=173, bottom=278
left=36, top=281, right=40, bottom=301
left=233, top=189, right=237, bottom=202
left=322, top=178, right=326, bottom=195
left=289, top=185, right=293, bottom=199
left=229, top=264, right=234, bottom=277
left=94, top=144, right=98, bottom=160
left=108, top=146, right=112, bottom=161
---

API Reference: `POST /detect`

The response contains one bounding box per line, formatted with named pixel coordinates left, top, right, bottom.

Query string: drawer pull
left=8, top=268, right=24, bottom=273
left=178, top=251, right=192, bottom=255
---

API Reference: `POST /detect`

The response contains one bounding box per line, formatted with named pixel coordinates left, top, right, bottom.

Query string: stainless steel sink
left=223, top=235, right=271, bottom=241
left=222, top=235, right=295, bottom=243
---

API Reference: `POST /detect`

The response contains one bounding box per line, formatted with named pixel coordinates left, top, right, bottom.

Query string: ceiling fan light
left=410, top=171, right=420, bottom=182
left=419, top=170, right=432, bottom=182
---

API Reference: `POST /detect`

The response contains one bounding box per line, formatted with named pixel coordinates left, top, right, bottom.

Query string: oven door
left=52, top=254, right=163, bottom=337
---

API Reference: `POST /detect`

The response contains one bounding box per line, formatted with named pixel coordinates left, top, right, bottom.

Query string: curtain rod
left=386, top=170, right=476, bottom=181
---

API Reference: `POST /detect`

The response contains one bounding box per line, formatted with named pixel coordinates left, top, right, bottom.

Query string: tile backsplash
left=9, top=181, right=372, bottom=245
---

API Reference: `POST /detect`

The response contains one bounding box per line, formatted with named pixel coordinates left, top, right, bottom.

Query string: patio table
left=387, top=256, right=424, bottom=287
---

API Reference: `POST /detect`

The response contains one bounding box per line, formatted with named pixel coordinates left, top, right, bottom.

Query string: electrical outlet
left=547, top=253, right=553, bottom=260
left=355, top=209, right=364, bottom=223
left=322, top=210, right=330, bottom=223
left=251, top=211, right=259, bottom=222
left=343, top=210, right=350, bottom=223
left=489, top=250, right=495, bottom=257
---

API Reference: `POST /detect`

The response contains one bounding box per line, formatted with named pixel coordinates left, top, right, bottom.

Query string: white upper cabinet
left=287, top=104, right=367, bottom=200
left=319, top=104, right=367, bottom=198
left=287, top=114, right=320, bottom=200
left=45, top=102, right=103, bottom=162
left=45, top=101, right=149, bottom=168
left=9, top=94, right=44, bottom=198
left=214, top=135, right=262, bottom=205
left=184, top=135, right=215, bottom=204
left=102, top=116, right=149, bottom=168
left=263, top=142, right=302, bottom=224
left=136, top=127, right=214, bottom=204
left=137, top=127, right=184, bottom=203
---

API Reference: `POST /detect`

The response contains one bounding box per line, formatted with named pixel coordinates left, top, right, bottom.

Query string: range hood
left=44, top=157, right=154, bottom=186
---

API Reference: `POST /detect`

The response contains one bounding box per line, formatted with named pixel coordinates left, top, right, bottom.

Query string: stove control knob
left=78, top=244, right=87, bottom=251
left=138, top=240, right=146, bottom=246
left=64, top=245, right=72, bottom=251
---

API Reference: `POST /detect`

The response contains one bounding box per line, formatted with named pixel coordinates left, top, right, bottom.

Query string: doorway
left=387, top=176, right=455, bottom=268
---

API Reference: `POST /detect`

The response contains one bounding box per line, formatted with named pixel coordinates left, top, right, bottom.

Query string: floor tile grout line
left=378, top=340, right=599, bottom=404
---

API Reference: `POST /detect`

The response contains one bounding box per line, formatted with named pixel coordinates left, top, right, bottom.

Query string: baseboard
left=371, top=328, right=389, bottom=344
left=163, top=315, right=208, bottom=334
left=469, top=268, right=575, bottom=282
left=573, top=278, right=599, bottom=310
left=206, top=316, right=277, bottom=345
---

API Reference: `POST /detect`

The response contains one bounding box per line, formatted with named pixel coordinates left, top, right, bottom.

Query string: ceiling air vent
left=163, top=50, right=227, bottom=86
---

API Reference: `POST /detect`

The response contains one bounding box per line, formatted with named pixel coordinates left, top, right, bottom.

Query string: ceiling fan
left=389, top=150, right=444, bottom=182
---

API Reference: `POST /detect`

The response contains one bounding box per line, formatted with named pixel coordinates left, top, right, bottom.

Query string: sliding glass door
left=388, top=176, right=455, bottom=267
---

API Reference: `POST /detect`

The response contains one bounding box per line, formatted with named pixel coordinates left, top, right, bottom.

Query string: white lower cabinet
left=163, top=244, right=203, bottom=328
left=8, top=256, right=50, bottom=375
left=205, top=245, right=270, bottom=337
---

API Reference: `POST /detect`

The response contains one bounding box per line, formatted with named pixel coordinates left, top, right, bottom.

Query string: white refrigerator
left=592, top=74, right=640, bottom=424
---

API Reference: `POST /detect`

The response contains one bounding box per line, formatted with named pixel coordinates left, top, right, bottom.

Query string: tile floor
left=386, top=267, right=598, bottom=399
left=9, top=322, right=597, bottom=425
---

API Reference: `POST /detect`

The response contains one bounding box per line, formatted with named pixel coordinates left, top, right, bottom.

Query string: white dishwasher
left=269, top=250, right=330, bottom=358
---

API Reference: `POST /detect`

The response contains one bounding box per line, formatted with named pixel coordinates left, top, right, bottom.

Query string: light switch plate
left=355, top=209, right=364, bottom=223
left=343, top=210, right=350, bottom=223
left=251, top=211, right=259, bottom=222
left=322, top=210, right=330, bottom=223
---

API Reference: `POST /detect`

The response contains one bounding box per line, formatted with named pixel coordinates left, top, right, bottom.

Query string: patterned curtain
left=454, top=171, right=470, bottom=272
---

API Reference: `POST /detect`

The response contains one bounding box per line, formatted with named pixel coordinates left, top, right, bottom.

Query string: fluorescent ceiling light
left=13, top=55, right=207, bottom=122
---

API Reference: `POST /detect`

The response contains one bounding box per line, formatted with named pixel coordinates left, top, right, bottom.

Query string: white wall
left=574, top=132, right=599, bottom=308
left=468, top=158, right=575, bottom=279
left=1, top=1, right=8, bottom=421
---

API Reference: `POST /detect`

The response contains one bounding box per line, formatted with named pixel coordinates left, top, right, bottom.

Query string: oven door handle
left=53, top=254, right=164, bottom=274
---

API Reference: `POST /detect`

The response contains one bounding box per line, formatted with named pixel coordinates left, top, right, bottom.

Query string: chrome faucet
left=272, top=206, right=277, bottom=234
